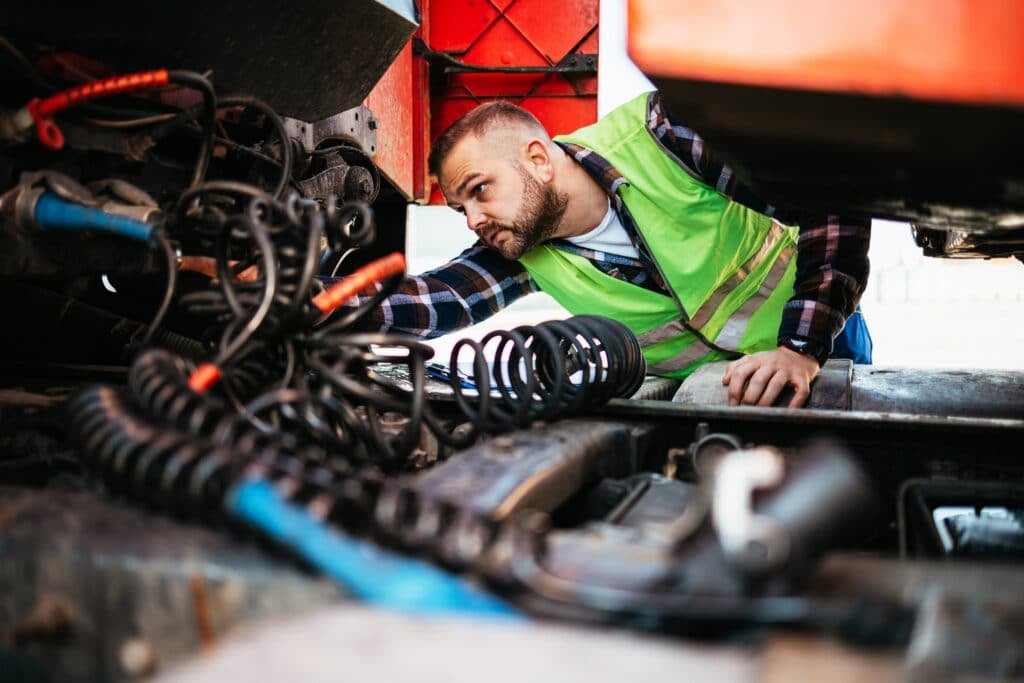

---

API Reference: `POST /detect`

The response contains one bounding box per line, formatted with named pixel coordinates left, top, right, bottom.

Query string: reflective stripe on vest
left=645, top=226, right=796, bottom=374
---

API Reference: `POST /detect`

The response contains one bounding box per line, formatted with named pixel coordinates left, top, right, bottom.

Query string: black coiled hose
left=447, top=315, right=646, bottom=433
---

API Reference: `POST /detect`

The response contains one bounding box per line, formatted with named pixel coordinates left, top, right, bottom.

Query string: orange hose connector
left=188, top=363, right=222, bottom=393
left=312, top=252, right=406, bottom=315
left=187, top=252, right=404, bottom=392
left=27, top=68, right=170, bottom=150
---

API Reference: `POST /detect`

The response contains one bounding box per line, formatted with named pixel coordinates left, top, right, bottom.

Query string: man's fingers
left=787, top=377, right=811, bottom=408
left=725, top=362, right=756, bottom=406
left=740, top=367, right=775, bottom=406
left=723, top=348, right=819, bottom=408
left=757, top=372, right=791, bottom=407
left=722, top=359, right=740, bottom=385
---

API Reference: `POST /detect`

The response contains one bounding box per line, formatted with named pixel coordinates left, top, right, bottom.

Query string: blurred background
left=406, top=0, right=1024, bottom=371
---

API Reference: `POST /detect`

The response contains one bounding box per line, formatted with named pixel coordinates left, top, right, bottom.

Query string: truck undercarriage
left=1, top=2, right=1022, bottom=680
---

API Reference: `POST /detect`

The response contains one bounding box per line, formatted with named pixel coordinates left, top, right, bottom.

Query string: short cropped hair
left=428, top=102, right=547, bottom=179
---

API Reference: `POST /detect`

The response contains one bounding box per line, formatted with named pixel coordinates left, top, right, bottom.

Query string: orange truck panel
left=628, top=0, right=1024, bottom=107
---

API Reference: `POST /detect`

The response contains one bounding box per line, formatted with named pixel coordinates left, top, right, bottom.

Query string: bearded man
left=324, top=92, right=873, bottom=408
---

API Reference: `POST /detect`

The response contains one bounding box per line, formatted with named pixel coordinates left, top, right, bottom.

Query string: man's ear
left=524, top=139, right=554, bottom=182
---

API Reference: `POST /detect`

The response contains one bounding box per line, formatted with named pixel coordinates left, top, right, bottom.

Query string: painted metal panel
left=628, top=0, right=1024, bottom=107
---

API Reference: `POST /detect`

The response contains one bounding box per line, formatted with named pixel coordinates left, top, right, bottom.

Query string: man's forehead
left=439, top=135, right=499, bottom=193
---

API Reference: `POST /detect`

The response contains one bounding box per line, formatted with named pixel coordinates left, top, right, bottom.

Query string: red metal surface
left=425, top=0, right=599, bottom=203
left=364, top=0, right=600, bottom=204
left=628, top=0, right=1024, bottom=108
left=365, top=39, right=431, bottom=201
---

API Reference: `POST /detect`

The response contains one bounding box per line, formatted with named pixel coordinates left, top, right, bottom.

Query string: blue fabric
left=831, top=305, right=873, bottom=364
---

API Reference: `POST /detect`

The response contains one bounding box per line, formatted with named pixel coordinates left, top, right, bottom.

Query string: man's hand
left=179, top=256, right=258, bottom=282
left=721, top=346, right=820, bottom=408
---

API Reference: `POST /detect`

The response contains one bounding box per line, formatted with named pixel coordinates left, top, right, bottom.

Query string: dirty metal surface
left=414, top=418, right=649, bottom=519
left=0, top=486, right=342, bottom=682
left=0, top=0, right=418, bottom=120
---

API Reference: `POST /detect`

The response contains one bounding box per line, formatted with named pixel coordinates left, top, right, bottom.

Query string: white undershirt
left=565, top=200, right=639, bottom=260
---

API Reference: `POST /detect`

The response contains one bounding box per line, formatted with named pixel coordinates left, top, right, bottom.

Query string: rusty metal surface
left=0, top=487, right=341, bottom=682
left=672, top=361, right=1024, bottom=419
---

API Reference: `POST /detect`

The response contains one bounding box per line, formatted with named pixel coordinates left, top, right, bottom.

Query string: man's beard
left=485, top=163, right=568, bottom=260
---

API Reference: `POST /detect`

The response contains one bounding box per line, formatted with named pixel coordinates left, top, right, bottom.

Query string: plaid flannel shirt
left=325, top=92, right=870, bottom=352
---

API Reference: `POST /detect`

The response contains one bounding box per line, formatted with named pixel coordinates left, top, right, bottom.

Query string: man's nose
left=465, top=206, right=487, bottom=232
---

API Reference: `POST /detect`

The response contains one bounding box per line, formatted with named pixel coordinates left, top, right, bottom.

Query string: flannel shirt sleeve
left=649, top=92, right=870, bottom=354
left=318, top=244, right=538, bottom=339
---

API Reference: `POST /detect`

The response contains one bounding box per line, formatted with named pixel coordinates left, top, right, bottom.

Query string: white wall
left=598, top=0, right=654, bottom=116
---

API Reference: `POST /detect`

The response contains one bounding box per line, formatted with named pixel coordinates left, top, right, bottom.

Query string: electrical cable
left=211, top=197, right=278, bottom=367
left=84, top=112, right=178, bottom=128
left=217, top=95, right=293, bottom=198
left=166, top=71, right=216, bottom=189
left=138, top=230, right=179, bottom=348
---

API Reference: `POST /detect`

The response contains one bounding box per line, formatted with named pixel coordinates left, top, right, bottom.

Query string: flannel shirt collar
left=556, top=141, right=629, bottom=211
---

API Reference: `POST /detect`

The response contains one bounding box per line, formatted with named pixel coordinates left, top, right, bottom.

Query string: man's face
left=439, top=134, right=567, bottom=260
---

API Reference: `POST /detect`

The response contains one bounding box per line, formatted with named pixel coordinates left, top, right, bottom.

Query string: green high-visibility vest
left=519, top=92, right=799, bottom=379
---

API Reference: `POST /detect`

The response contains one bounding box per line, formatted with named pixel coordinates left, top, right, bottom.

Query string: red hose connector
left=313, top=252, right=406, bottom=315
left=188, top=363, right=222, bottom=393
left=27, top=68, right=170, bottom=150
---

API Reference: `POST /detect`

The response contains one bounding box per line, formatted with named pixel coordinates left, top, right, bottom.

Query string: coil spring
left=446, top=315, right=646, bottom=433
left=124, top=313, right=645, bottom=473
left=67, top=339, right=654, bottom=622
left=66, top=382, right=532, bottom=579
left=70, top=386, right=852, bottom=631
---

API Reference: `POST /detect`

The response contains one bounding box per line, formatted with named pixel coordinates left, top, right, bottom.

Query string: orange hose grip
left=312, top=252, right=406, bottom=314
left=188, top=363, right=222, bottom=393
left=29, top=69, right=170, bottom=151
left=36, top=69, right=170, bottom=116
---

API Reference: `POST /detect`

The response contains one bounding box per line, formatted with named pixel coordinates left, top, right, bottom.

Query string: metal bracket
left=283, top=105, right=378, bottom=157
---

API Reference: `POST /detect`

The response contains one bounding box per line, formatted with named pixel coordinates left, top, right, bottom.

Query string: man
left=332, top=91, right=872, bottom=408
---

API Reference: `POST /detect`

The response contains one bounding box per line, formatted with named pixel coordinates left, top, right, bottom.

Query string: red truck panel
left=368, top=0, right=599, bottom=203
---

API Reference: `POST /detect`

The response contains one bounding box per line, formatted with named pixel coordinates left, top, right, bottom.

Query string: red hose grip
left=28, top=69, right=171, bottom=151
left=188, top=363, right=222, bottom=393
left=26, top=98, right=64, bottom=150
left=313, top=252, right=406, bottom=314
left=36, top=69, right=170, bottom=116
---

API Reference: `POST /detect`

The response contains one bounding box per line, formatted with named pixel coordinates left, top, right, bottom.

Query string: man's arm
left=649, top=93, right=871, bottom=406
left=319, top=244, right=537, bottom=338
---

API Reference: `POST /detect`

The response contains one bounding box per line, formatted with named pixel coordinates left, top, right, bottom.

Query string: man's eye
left=473, top=183, right=488, bottom=196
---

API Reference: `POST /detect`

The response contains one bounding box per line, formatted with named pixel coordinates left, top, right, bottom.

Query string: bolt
left=120, top=638, right=158, bottom=678
left=491, top=436, right=515, bottom=452
left=485, top=436, right=523, bottom=460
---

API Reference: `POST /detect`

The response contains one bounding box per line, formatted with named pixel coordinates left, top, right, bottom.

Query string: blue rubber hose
left=34, top=192, right=155, bottom=243
left=229, top=478, right=521, bottom=619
